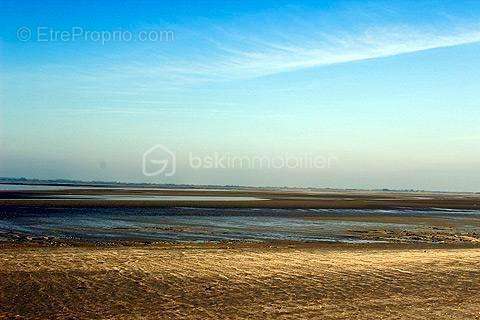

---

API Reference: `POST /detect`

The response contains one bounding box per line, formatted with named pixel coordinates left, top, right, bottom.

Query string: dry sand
left=1, top=243, right=480, bottom=319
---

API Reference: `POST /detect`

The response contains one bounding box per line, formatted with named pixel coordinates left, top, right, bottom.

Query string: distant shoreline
left=2, top=178, right=476, bottom=194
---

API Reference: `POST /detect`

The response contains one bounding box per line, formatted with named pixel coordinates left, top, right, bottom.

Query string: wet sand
left=2, top=204, right=480, bottom=244
left=1, top=242, right=479, bottom=319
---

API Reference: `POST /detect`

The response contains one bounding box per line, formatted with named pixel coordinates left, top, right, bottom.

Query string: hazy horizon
left=2, top=0, right=480, bottom=192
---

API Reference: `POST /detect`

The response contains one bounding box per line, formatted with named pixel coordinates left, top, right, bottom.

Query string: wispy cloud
left=97, top=17, right=480, bottom=86
left=5, top=4, right=480, bottom=93
left=207, top=25, right=480, bottom=79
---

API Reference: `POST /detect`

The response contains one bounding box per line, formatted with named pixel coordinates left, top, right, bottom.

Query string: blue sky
left=1, top=0, right=480, bottom=191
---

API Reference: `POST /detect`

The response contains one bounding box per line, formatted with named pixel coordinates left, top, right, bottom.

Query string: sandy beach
left=4, top=0, right=480, bottom=319
left=1, top=186, right=480, bottom=319
left=1, top=242, right=479, bottom=319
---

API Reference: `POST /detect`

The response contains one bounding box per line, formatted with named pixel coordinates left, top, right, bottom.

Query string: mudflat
left=1, top=243, right=479, bottom=319
left=1, top=188, right=480, bottom=209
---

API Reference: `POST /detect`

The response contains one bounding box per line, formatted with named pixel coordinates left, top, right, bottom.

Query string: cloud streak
left=92, top=11, right=480, bottom=89
left=161, top=23, right=480, bottom=83
left=6, top=3, right=480, bottom=93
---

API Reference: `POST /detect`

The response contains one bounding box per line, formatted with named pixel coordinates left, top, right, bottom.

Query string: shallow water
left=1, top=206, right=479, bottom=243
left=0, top=184, right=94, bottom=191
left=39, top=195, right=268, bottom=201
left=0, top=183, right=238, bottom=192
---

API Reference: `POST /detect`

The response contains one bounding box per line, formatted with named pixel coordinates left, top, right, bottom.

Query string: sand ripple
left=1, top=245, right=479, bottom=319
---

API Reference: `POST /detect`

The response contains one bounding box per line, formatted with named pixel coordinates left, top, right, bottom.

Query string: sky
left=1, top=0, right=480, bottom=191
